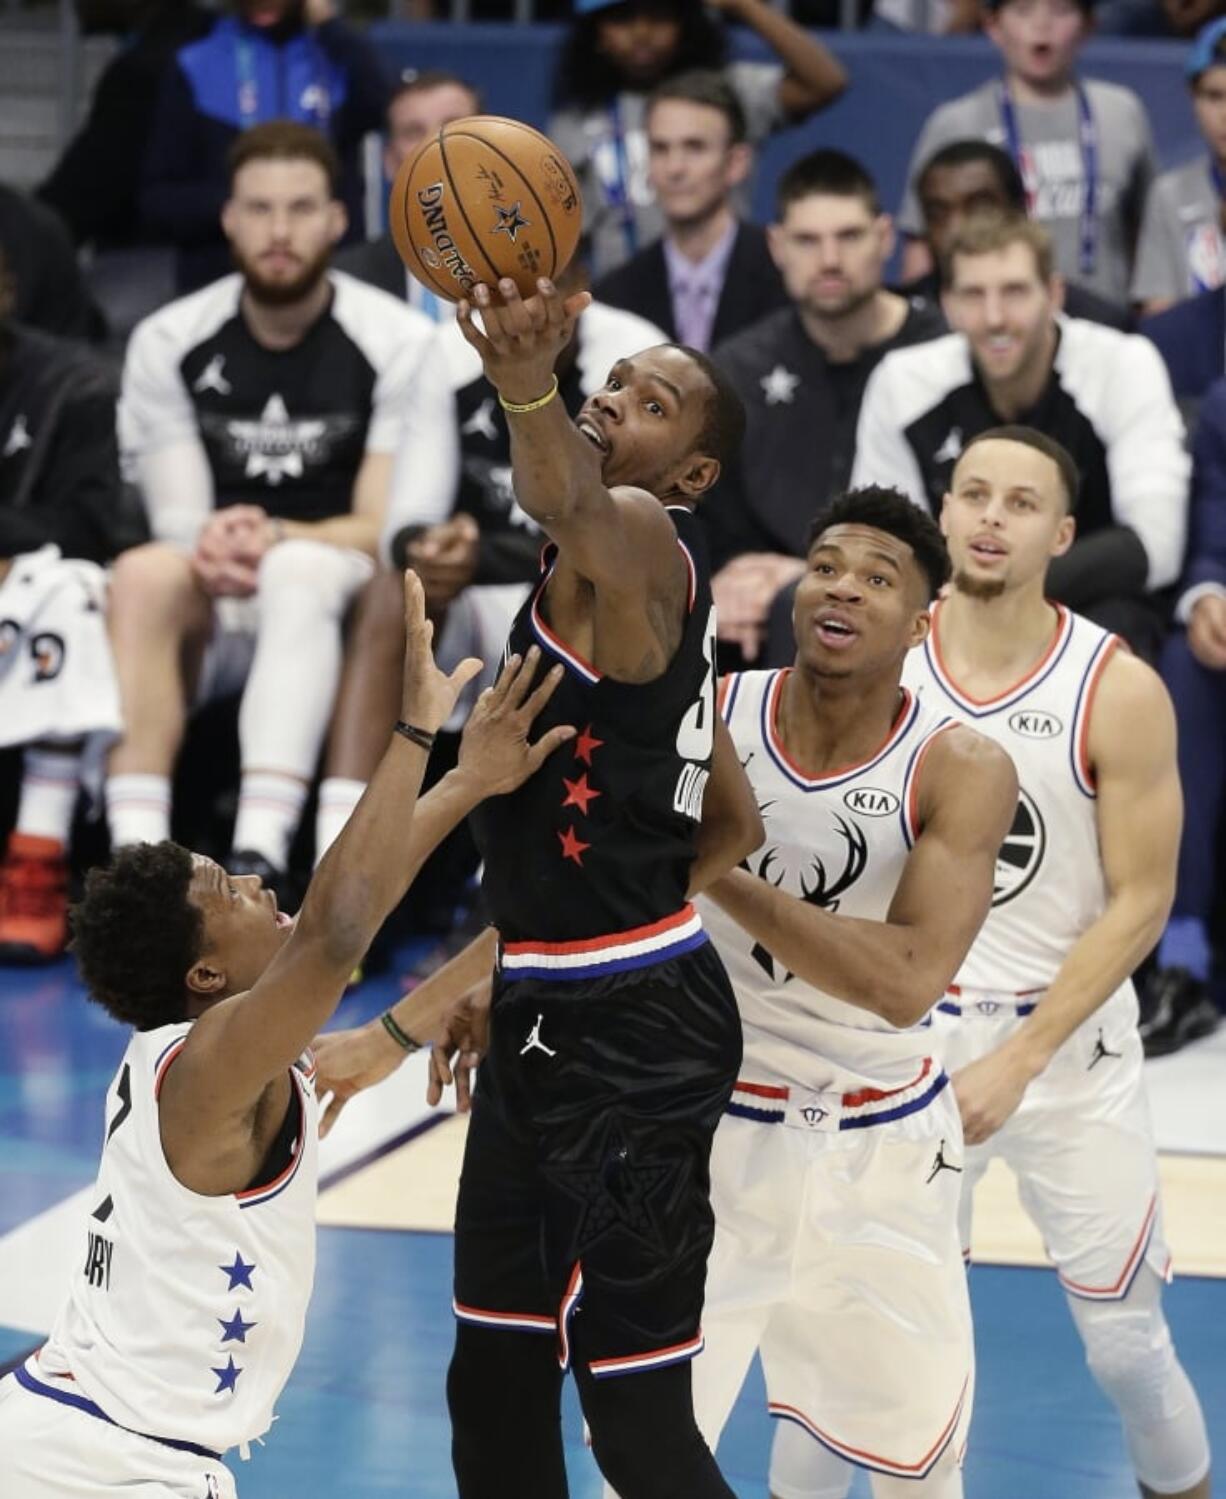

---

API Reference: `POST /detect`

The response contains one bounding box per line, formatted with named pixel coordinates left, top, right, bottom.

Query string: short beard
left=804, top=282, right=877, bottom=324
left=235, top=244, right=332, bottom=308
left=953, top=567, right=1006, bottom=601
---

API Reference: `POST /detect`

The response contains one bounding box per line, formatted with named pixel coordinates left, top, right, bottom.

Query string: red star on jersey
left=574, top=723, right=604, bottom=767
left=557, top=825, right=591, bottom=865
left=561, top=773, right=601, bottom=815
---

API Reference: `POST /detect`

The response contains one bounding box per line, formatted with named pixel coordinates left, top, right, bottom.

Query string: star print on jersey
left=548, top=1125, right=676, bottom=1256
left=218, top=1308, right=258, bottom=1343
left=558, top=826, right=590, bottom=865
left=561, top=773, right=601, bottom=814
left=574, top=724, right=604, bottom=767
left=933, top=426, right=962, bottom=465
left=211, top=1355, right=242, bottom=1394
left=207, top=394, right=357, bottom=488
left=3, top=414, right=31, bottom=458
left=220, top=1252, right=256, bottom=1291
left=760, top=365, right=799, bottom=406
left=491, top=202, right=531, bottom=242
left=461, top=396, right=499, bottom=441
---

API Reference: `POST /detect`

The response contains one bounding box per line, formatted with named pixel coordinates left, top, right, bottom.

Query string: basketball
left=389, top=115, right=583, bottom=303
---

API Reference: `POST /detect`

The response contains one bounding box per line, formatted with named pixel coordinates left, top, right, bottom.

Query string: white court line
left=0, top=1050, right=443, bottom=1340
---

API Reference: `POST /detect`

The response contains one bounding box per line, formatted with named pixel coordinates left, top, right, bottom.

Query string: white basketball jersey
left=903, top=602, right=1120, bottom=994
left=41, top=1022, right=319, bottom=1454
left=700, top=669, right=956, bottom=1094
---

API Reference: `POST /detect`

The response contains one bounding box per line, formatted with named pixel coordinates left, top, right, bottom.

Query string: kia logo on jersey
left=841, top=787, right=900, bottom=818
left=1008, top=710, right=1064, bottom=739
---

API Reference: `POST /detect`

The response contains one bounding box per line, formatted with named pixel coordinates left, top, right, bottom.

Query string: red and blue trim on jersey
left=758, top=670, right=921, bottom=794
left=1059, top=1191, right=1161, bottom=1302
left=557, top=1262, right=584, bottom=1370
left=924, top=601, right=1075, bottom=719
left=15, top=1358, right=224, bottom=1461
left=1069, top=633, right=1121, bottom=799
left=727, top=1060, right=949, bottom=1131
left=936, top=984, right=1042, bottom=1018
left=589, top=1331, right=706, bottom=1380
left=153, top=1035, right=187, bottom=1098
left=499, top=904, right=708, bottom=982
left=234, top=1067, right=311, bottom=1210
left=769, top=1372, right=969, bottom=1480
left=899, top=719, right=958, bottom=849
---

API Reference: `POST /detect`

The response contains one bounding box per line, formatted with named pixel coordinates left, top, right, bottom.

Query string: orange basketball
left=389, top=115, right=583, bottom=304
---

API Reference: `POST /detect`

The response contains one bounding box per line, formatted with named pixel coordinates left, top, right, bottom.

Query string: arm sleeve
left=848, top=361, right=930, bottom=508
left=118, top=319, right=214, bottom=546
left=316, top=19, right=389, bottom=145
left=139, top=66, right=225, bottom=243
left=1096, top=335, right=1190, bottom=589
left=379, top=353, right=460, bottom=561
left=1129, top=179, right=1185, bottom=306
left=1044, top=527, right=1149, bottom=609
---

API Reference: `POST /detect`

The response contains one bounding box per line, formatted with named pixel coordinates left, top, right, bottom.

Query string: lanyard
left=236, top=30, right=329, bottom=131
left=997, top=79, right=1098, bottom=277
left=604, top=100, right=639, bottom=261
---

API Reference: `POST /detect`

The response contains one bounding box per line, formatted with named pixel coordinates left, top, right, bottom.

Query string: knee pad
left=1068, top=1270, right=1210, bottom=1494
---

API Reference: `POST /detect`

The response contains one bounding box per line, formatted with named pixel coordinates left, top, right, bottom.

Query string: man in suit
left=593, top=69, right=787, bottom=353
left=335, top=70, right=481, bottom=320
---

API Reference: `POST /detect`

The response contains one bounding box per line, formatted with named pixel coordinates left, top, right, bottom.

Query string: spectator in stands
left=1144, top=375, right=1226, bottom=1054
left=896, top=0, right=1157, bottom=306
left=140, top=0, right=388, bottom=292
left=548, top=0, right=846, bottom=278
left=593, top=71, right=788, bottom=352
left=0, top=248, right=136, bottom=962
left=1142, top=284, right=1226, bottom=404
left=38, top=0, right=212, bottom=255
left=903, top=140, right=1131, bottom=329
left=0, top=184, right=103, bottom=342
left=1133, top=19, right=1226, bottom=316
left=852, top=213, right=1188, bottom=660
left=109, top=124, right=452, bottom=900
left=336, top=70, right=481, bottom=322
left=701, top=150, right=943, bottom=664
left=311, top=251, right=668, bottom=875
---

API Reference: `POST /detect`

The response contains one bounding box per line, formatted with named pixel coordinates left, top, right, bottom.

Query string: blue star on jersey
left=220, top=1252, right=256, bottom=1291
left=218, top=1308, right=258, bottom=1343
left=212, top=1355, right=242, bottom=1394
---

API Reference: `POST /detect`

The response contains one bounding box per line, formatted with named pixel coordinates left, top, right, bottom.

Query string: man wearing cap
left=1133, top=19, right=1226, bottom=316
left=894, top=0, right=1157, bottom=305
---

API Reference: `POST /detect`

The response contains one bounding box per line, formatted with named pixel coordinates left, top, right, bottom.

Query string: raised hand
left=456, top=276, right=590, bottom=405
left=399, top=568, right=483, bottom=734
left=456, top=645, right=575, bottom=796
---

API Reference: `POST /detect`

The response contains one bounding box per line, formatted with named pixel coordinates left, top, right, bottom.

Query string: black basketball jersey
left=472, top=504, right=718, bottom=952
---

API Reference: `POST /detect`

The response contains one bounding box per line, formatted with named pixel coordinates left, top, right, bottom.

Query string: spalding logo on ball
left=390, top=115, right=583, bottom=302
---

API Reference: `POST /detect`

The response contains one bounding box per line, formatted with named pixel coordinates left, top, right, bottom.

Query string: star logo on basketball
left=491, top=202, right=532, bottom=243
left=992, top=787, right=1045, bottom=907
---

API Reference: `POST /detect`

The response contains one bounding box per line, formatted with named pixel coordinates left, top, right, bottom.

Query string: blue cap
left=1187, top=16, right=1226, bottom=80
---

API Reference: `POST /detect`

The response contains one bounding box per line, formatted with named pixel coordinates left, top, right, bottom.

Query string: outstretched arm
left=706, top=727, right=1017, bottom=1027
left=954, top=651, right=1179, bottom=1143
left=456, top=278, right=685, bottom=605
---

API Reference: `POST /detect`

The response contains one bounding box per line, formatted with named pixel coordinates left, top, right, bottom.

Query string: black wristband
left=394, top=720, right=437, bottom=752
left=380, top=1010, right=420, bottom=1052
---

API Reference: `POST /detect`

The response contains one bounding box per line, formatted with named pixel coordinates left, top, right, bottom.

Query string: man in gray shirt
left=897, top=0, right=1156, bottom=306
left=1132, top=17, right=1226, bottom=315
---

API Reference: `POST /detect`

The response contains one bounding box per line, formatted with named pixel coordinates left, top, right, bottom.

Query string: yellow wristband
left=498, top=375, right=560, bottom=415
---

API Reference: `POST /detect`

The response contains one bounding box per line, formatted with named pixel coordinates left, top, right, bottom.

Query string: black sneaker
left=227, top=849, right=295, bottom=913
left=1139, top=967, right=1221, bottom=1058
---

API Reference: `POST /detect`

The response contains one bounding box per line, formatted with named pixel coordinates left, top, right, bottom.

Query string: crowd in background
left=0, top=0, right=1223, bottom=1059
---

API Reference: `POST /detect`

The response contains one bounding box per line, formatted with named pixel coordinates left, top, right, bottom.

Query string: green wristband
left=380, top=1010, right=419, bottom=1052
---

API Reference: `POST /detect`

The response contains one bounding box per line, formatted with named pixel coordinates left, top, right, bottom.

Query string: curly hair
left=809, top=487, right=951, bottom=602
left=553, top=0, right=727, bottom=111
left=71, top=843, right=204, bottom=1030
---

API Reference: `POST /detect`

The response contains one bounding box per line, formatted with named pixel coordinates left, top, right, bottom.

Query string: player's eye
left=646, top=401, right=664, bottom=417
left=869, top=574, right=890, bottom=587
left=607, top=376, right=621, bottom=391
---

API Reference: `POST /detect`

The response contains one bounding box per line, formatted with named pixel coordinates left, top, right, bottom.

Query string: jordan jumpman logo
left=520, top=1014, right=557, bottom=1058
left=926, top=1138, right=964, bottom=1185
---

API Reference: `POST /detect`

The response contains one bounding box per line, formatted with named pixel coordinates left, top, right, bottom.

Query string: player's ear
left=939, top=491, right=953, bottom=536
left=678, top=454, right=720, bottom=497
left=908, top=606, right=932, bottom=651
left=220, top=197, right=238, bottom=242
left=185, top=958, right=227, bottom=1001
left=1051, top=512, right=1076, bottom=558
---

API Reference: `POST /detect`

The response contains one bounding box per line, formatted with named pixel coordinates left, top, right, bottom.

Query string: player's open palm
left=400, top=568, right=482, bottom=731
left=457, top=645, right=575, bottom=795
left=457, top=277, right=589, bottom=398
left=312, top=1023, right=407, bottom=1138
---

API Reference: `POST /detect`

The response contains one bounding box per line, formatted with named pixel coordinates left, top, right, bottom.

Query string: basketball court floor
left=1, top=948, right=1222, bottom=1497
